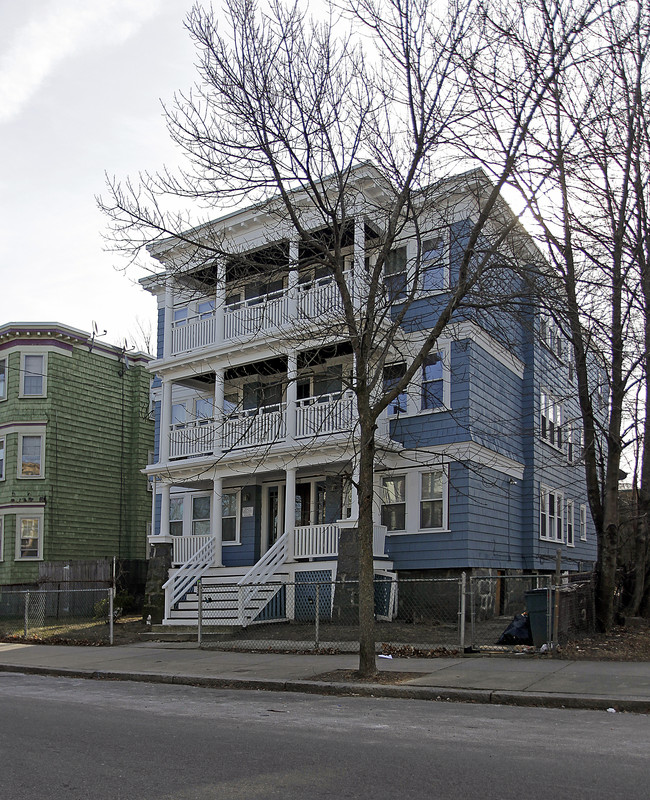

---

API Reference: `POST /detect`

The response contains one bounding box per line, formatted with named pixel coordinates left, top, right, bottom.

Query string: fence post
left=109, top=589, right=114, bottom=646
left=469, top=578, right=475, bottom=650
left=197, top=580, right=203, bottom=647
left=459, top=572, right=466, bottom=653
left=315, top=582, right=320, bottom=651
left=24, top=591, right=29, bottom=637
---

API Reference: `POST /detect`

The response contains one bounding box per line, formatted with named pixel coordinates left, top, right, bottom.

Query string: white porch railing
left=223, top=403, right=287, bottom=449
left=293, top=524, right=340, bottom=558
left=296, top=391, right=355, bottom=438
left=297, top=273, right=347, bottom=319
left=224, top=290, right=290, bottom=340
left=169, top=420, right=217, bottom=459
left=171, top=314, right=217, bottom=355
left=237, top=531, right=289, bottom=625
left=163, top=536, right=216, bottom=621
left=172, top=535, right=212, bottom=566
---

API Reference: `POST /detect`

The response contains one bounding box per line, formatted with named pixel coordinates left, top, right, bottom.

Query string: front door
left=295, top=483, right=312, bottom=527
left=267, top=485, right=281, bottom=546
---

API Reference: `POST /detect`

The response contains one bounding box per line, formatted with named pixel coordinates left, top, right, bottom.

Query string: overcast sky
left=0, top=0, right=201, bottom=350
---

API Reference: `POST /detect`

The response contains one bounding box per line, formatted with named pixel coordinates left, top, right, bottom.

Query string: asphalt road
left=0, top=673, right=648, bottom=800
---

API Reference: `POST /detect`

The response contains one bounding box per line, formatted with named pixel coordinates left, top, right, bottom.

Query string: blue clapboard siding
left=222, top=485, right=261, bottom=567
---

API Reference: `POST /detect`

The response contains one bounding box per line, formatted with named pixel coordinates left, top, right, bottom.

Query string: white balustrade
left=172, top=535, right=213, bottom=566
left=297, top=273, right=347, bottom=320
left=224, top=291, right=290, bottom=340
left=293, top=524, right=340, bottom=558
left=296, top=391, right=355, bottom=438
left=171, top=313, right=217, bottom=355
left=222, top=403, right=287, bottom=449
left=169, top=420, right=217, bottom=459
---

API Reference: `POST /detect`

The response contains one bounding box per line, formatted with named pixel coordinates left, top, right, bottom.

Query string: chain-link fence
left=0, top=588, right=115, bottom=644
left=195, top=573, right=596, bottom=654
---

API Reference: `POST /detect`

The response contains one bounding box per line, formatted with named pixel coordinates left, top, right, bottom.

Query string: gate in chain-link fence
left=0, top=588, right=116, bottom=644
left=197, top=576, right=464, bottom=654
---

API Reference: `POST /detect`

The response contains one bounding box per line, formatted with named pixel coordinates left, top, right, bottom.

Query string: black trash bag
left=497, top=612, right=533, bottom=646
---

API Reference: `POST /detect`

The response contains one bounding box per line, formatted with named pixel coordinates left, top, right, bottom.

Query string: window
left=16, top=516, right=42, bottom=559
left=171, top=403, right=186, bottom=426
left=21, top=354, right=45, bottom=396
left=383, top=363, right=407, bottom=415
left=0, top=516, right=3, bottom=561
left=20, top=435, right=43, bottom=478
left=0, top=437, right=4, bottom=481
left=341, top=479, right=353, bottom=519
left=198, top=300, right=215, bottom=319
left=540, top=316, right=564, bottom=359
left=192, top=496, right=211, bottom=536
left=566, top=500, right=575, bottom=546
left=384, top=246, right=407, bottom=301
left=0, top=358, right=6, bottom=400
left=540, top=486, right=563, bottom=541
left=420, top=471, right=444, bottom=529
left=381, top=475, right=406, bottom=531
left=195, top=397, right=214, bottom=421
left=580, top=504, right=587, bottom=541
left=540, top=392, right=563, bottom=448
left=420, top=237, right=446, bottom=292
left=566, top=421, right=583, bottom=463
left=222, top=491, right=239, bottom=543
left=169, top=496, right=184, bottom=536
left=422, top=353, right=444, bottom=410
left=173, top=307, right=188, bottom=327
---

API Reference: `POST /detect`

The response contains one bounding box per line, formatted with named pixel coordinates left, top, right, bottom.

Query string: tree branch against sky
left=101, top=0, right=608, bottom=674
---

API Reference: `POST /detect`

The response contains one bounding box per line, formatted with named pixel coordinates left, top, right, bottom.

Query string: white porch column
left=212, top=475, right=223, bottom=567
left=214, top=257, right=226, bottom=345
left=160, top=482, right=171, bottom=538
left=350, top=460, right=360, bottom=521
left=284, top=466, right=296, bottom=562
left=353, top=215, right=365, bottom=311
left=160, top=377, right=173, bottom=463
left=286, top=350, right=298, bottom=443
left=288, top=240, right=299, bottom=321
left=213, top=366, right=225, bottom=454
left=163, top=278, right=174, bottom=359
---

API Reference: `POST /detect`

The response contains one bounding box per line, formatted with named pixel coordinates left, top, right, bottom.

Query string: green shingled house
left=0, top=323, right=154, bottom=587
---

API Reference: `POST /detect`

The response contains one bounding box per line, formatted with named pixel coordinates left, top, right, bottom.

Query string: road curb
left=1, top=662, right=648, bottom=713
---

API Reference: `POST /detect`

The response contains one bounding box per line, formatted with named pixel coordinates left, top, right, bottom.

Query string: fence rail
left=0, top=588, right=115, bottom=644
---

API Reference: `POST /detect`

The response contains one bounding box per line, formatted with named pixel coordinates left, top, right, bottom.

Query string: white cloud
left=0, top=0, right=163, bottom=124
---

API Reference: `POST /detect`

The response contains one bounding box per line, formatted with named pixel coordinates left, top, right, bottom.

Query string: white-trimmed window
left=566, top=421, right=583, bottom=463
left=16, top=514, right=43, bottom=560
left=19, top=434, right=43, bottom=478
left=0, top=357, right=6, bottom=400
left=422, top=352, right=444, bottom=410
left=384, top=246, right=408, bottom=301
left=540, top=486, right=563, bottom=541
left=566, top=500, right=575, bottom=546
left=222, top=491, right=240, bottom=544
left=0, top=515, right=4, bottom=561
left=420, top=471, right=444, bottom=529
left=381, top=475, right=406, bottom=531
left=540, top=391, right=563, bottom=448
left=580, top=504, right=587, bottom=541
left=169, top=496, right=184, bottom=536
left=420, top=236, right=446, bottom=292
left=540, top=316, right=564, bottom=360
left=192, top=495, right=211, bottom=536
left=21, top=353, right=46, bottom=397
left=0, top=436, right=4, bottom=481
left=383, top=363, right=407, bottom=415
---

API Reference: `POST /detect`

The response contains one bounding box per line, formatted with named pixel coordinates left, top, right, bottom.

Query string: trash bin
left=525, top=588, right=554, bottom=648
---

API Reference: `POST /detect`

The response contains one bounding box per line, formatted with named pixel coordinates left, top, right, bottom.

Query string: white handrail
left=162, top=537, right=215, bottom=620
left=237, top=531, right=289, bottom=625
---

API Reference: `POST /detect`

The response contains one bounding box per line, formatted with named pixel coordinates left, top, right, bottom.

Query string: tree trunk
left=356, top=417, right=377, bottom=678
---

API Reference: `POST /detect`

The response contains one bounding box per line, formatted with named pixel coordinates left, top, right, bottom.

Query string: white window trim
left=15, top=512, right=44, bottom=561
left=18, top=433, right=45, bottom=479
left=0, top=515, right=4, bottom=562
left=579, top=504, right=587, bottom=541
left=19, top=352, right=47, bottom=399
left=415, top=233, right=449, bottom=296
left=0, top=435, right=5, bottom=481
left=0, top=356, right=7, bottom=402
left=540, top=390, right=563, bottom=450
left=168, top=489, right=242, bottom=545
left=566, top=499, right=575, bottom=547
left=380, top=473, right=407, bottom=533
left=540, top=485, right=564, bottom=542
left=222, top=488, right=241, bottom=546
left=418, top=468, right=448, bottom=531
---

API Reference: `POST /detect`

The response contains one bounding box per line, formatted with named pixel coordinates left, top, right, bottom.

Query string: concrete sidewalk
left=1, top=640, right=649, bottom=713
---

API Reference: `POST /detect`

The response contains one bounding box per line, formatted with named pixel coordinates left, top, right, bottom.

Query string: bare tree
left=101, top=0, right=603, bottom=675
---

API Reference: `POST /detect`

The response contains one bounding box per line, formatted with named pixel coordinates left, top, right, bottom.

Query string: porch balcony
left=171, top=523, right=388, bottom=566
left=169, top=272, right=349, bottom=357
left=167, top=391, right=356, bottom=460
